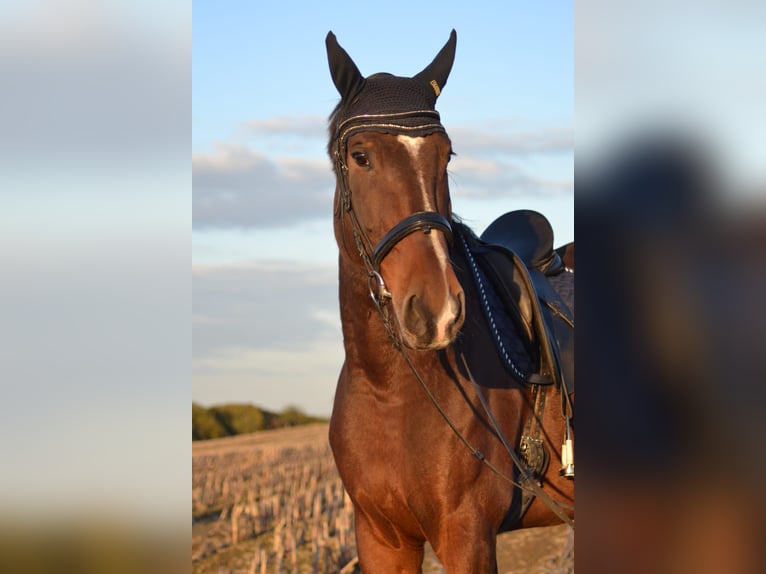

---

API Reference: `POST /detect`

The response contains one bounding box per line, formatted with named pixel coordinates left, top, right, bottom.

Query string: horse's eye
left=351, top=151, right=370, bottom=168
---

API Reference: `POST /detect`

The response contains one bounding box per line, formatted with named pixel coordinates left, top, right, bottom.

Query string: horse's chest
left=332, top=398, right=434, bottom=488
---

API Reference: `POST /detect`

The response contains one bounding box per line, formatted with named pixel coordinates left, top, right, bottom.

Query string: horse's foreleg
left=430, top=521, right=498, bottom=574
left=354, top=510, right=426, bottom=573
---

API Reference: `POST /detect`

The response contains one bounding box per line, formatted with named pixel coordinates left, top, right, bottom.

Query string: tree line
left=192, top=403, right=327, bottom=441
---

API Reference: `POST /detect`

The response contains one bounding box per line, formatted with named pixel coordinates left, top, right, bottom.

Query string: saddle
left=457, top=210, right=574, bottom=395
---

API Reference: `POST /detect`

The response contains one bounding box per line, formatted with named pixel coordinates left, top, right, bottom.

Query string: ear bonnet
left=326, top=30, right=457, bottom=145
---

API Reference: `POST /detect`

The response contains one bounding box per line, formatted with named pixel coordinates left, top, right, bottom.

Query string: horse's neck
left=337, top=257, right=442, bottom=394
left=338, top=259, right=396, bottom=356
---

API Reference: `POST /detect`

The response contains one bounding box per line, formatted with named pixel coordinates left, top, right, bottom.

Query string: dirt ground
left=462, top=525, right=572, bottom=573
left=389, top=524, right=573, bottom=573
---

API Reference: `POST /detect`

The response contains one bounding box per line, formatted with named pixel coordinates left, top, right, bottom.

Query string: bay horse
left=325, top=30, right=574, bottom=572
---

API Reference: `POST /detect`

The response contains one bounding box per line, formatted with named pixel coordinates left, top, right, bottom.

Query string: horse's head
left=326, top=31, right=465, bottom=351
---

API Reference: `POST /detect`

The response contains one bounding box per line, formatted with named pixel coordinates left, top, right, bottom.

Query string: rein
left=406, top=336, right=574, bottom=525
left=379, top=296, right=575, bottom=527
left=460, top=354, right=575, bottom=526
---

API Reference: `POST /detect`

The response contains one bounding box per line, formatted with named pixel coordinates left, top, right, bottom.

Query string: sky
left=192, top=1, right=574, bottom=416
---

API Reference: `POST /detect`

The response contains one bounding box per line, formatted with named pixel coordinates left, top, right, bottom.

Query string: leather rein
left=332, top=116, right=574, bottom=527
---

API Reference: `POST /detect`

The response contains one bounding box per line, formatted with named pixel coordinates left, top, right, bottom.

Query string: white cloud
left=193, top=120, right=574, bottom=229
left=450, top=124, right=573, bottom=156
left=242, top=115, right=328, bottom=139
left=192, top=261, right=339, bottom=350
left=449, top=155, right=573, bottom=198
left=193, top=143, right=334, bottom=229
left=193, top=261, right=342, bottom=415
left=310, top=307, right=342, bottom=330
left=193, top=337, right=343, bottom=417
left=440, top=121, right=573, bottom=198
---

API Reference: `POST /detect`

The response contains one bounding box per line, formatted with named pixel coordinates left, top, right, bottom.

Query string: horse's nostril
left=442, top=291, right=464, bottom=339
left=404, top=295, right=427, bottom=335
left=401, top=290, right=465, bottom=347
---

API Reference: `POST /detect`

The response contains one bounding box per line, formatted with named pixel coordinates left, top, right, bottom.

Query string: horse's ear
left=326, top=31, right=365, bottom=101
left=414, top=29, right=457, bottom=101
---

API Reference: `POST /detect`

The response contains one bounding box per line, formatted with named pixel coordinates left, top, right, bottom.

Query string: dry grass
left=192, top=424, right=354, bottom=573
left=192, top=423, right=573, bottom=573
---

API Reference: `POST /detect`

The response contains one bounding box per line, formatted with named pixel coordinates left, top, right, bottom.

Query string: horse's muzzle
left=400, top=289, right=464, bottom=350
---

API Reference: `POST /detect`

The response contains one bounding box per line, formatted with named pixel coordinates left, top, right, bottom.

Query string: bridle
left=331, top=110, right=454, bottom=308
left=330, top=110, right=575, bottom=528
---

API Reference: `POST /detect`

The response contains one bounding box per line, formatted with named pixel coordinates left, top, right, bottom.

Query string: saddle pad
left=457, top=222, right=574, bottom=391
left=461, top=237, right=537, bottom=384
left=458, top=227, right=540, bottom=385
left=547, top=269, right=574, bottom=316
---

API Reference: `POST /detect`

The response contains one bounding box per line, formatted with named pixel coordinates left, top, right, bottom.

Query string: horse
left=325, top=30, right=574, bottom=572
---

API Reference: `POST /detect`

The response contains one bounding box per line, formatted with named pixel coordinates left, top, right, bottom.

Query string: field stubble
left=192, top=423, right=573, bottom=573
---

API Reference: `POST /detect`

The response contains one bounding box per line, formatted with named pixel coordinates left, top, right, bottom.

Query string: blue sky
left=193, top=1, right=574, bottom=415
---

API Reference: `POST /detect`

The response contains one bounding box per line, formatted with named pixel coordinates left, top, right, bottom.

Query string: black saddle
left=457, top=210, right=574, bottom=394
left=481, top=209, right=565, bottom=275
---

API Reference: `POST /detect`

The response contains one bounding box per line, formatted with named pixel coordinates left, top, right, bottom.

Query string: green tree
left=192, top=403, right=229, bottom=440
left=210, top=404, right=267, bottom=435
left=279, top=405, right=307, bottom=427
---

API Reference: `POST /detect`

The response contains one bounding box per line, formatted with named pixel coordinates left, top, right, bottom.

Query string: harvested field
left=192, top=423, right=573, bottom=573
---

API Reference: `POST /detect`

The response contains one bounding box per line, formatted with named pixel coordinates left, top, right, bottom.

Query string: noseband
left=372, top=211, right=453, bottom=269
left=332, top=111, right=453, bottom=306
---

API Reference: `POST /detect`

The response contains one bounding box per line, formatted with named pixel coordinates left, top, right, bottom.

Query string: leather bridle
left=330, top=112, right=575, bottom=528
left=332, top=112, right=453, bottom=307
